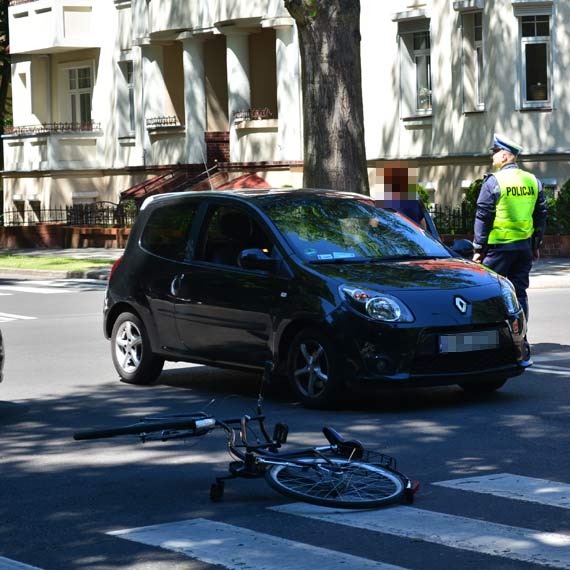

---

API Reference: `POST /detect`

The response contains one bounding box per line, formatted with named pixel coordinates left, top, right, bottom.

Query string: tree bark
left=285, top=0, right=369, bottom=195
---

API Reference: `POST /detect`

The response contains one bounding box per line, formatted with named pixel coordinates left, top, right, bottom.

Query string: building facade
left=2, top=0, right=568, bottom=214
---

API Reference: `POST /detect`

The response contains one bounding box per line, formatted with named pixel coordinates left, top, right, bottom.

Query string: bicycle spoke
left=266, top=459, right=405, bottom=508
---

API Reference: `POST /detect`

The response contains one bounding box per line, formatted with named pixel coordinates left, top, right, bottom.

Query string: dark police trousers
left=483, top=247, right=532, bottom=319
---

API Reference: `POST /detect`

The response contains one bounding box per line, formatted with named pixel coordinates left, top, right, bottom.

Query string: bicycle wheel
left=265, top=457, right=406, bottom=508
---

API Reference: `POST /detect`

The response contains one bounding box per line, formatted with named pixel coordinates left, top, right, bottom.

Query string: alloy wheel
left=293, top=339, right=329, bottom=398
left=114, top=320, right=143, bottom=374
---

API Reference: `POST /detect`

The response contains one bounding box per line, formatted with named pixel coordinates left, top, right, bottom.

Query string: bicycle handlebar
left=73, top=416, right=216, bottom=441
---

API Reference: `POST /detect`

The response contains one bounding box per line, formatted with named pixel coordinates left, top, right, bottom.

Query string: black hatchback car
left=104, top=189, right=530, bottom=407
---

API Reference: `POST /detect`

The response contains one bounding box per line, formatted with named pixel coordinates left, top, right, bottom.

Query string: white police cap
left=491, top=133, right=523, bottom=155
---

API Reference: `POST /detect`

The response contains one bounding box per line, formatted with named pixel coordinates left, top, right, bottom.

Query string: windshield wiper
left=371, top=255, right=448, bottom=262
left=309, top=257, right=368, bottom=265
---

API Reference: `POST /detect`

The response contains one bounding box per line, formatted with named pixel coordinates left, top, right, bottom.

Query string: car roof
left=140, top=188, right=372, bottom=210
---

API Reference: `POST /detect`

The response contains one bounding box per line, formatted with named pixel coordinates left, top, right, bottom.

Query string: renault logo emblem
left=454, top=296, right=468, bottom=314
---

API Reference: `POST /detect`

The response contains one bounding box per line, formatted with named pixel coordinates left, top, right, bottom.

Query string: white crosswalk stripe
left=108, top=518, right=408, bottom=570
left=0, top=312, right=37, bottom=323
left=433, top=473, right=570, bottom=508
left=271, top=503, right=570, bottom=568
left=107, top=473, right=570, bottom=569
left=0, top=557, right=45, bottom=570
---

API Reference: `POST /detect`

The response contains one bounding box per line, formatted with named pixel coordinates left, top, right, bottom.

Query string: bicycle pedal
left=403, top=480, right=420, bottom=504
left=245, top=452, right=257, bottom=472
left=272, top=422, right=288, bottom=445
left=209, top=480, right=224, bottom=502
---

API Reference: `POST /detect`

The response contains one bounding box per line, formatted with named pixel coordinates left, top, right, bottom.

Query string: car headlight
left=339, top=285, right=414, bottom=323
left=499, top=278, right=521, bottom=315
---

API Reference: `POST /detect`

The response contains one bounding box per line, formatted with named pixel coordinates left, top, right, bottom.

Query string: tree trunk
left=285, top=0, right=369, bottom=195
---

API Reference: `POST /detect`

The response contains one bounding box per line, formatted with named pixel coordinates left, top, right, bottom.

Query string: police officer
left=472, top=133, right=547, bottom=319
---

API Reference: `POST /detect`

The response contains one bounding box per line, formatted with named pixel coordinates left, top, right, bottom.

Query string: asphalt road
left=0, top=280, right=568, bottom=570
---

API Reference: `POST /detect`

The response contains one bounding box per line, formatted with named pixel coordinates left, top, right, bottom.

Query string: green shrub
left=555, top=179, right=570, bottom=233
left=417, top=184, right=430, bottom=206
left=464, top=178, right=483, bottom=210
left=545, top=179, right=570, bottom=234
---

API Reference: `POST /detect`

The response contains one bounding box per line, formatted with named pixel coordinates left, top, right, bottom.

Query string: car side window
left=140, top=202, right=198, bottom=261
left=198, top=206, right=274, bottom=267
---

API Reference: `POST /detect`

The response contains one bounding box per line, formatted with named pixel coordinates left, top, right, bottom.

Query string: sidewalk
left=0, top=248, right=569, bottom=288
left=0, top=248, right=123, bottom=280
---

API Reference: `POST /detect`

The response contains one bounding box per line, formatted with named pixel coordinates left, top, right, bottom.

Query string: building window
left=519, top=14, right=551, bottom=108
left=396, top=16, right=432, bottom=119
left=119, top=61, right=135, bottom=135
left=461, top=11, right=485, bottom=112
left=249, top=28, right=278, bottom=120
left=68, top=66, right=93, bottom=125
left=413, top=31, right=432, bottom=112
left=474, top=13, right=484, bottom=107
left=126, top=62, right=135, bottom=133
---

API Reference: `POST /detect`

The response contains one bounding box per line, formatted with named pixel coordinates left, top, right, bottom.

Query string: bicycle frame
left=73, top=363, right=418, bottom=508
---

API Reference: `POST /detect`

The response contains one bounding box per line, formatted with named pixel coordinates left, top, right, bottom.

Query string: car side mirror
left=452, top=238, right=474, bottom=259
left=238, top=248, right=277, bottom=271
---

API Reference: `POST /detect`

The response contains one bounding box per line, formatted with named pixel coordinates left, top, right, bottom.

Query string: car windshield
left=258, top=195, right=451, bottom=263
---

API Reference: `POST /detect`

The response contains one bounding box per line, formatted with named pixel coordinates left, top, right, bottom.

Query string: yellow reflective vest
left=488, top=168, right=538, bottom=244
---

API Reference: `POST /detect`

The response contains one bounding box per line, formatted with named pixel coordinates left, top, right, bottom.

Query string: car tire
left=459, top=379, right=507, bottom=394
left=111, top=312, right=164, bottom=385
left=287, top=328, right=343, bottom=408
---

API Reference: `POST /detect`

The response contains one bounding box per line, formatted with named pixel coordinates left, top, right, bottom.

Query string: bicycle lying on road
left=74, top=367, right=418, bottom=509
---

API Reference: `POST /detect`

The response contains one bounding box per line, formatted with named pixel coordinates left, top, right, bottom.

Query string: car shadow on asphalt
left=157, top=364, right=525, bottom=415
left=529, top=341, right=570, bottom=359
left=0, top=401, right=31, bottom=424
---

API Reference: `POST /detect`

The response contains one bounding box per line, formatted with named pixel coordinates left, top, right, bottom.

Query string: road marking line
left=532, top=364, right=570, bottom=371
left=0, top=285, right=76, bottom=294
left=108, top=518, right=408, bottom=570
left=271, top=504, right=570, bottom=568
left=0, top=557, right=45, bottom=570
left=0, top=312, right=36, bottom=321
left=529, top=365, right=570, bottom=376
left=433, top=473, right=570, bottom=509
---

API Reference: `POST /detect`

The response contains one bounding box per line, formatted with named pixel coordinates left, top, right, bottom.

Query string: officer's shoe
left=523, top=337, right=532, bottom=363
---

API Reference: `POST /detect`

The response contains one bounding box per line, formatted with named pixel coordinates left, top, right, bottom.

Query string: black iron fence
left=2, top=200, right=476, bottom=234
left=1, top=202, right=138, bottom=228
left=427, top=203, right=476, bottom=235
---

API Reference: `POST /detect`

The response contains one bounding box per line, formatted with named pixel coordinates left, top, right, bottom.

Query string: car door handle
left=170, top=274, right=189, bottom=299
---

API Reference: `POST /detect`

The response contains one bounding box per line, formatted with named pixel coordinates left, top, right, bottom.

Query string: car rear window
left=259, top=196, right=450, bottom=262
left=141, top=202, right=198, bottom=261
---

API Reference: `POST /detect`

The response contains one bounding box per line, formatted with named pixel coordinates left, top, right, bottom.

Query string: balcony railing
left=145, top=116, right=182, bottom=129
left=233, top=107, right=274, bottom=122
left=4, top=122, right=102, bottom=136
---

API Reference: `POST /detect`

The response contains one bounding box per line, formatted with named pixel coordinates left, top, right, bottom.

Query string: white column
left=180, top=36, right=207, bottom=165
left=225, top=33, right=251, bottom=162
left=275, top=24, right=302, bottom=161
left=140, top=44, right=165, bottom=165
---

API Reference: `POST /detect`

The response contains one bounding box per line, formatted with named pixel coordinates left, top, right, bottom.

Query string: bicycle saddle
left=322, top=426, right=364, bottom=459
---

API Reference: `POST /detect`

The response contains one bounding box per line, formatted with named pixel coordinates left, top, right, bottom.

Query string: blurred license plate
left=439, top=330, right=499, bottom=353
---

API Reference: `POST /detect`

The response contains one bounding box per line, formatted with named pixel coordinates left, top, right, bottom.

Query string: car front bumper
left=339, top=312, right=529, bottom=388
